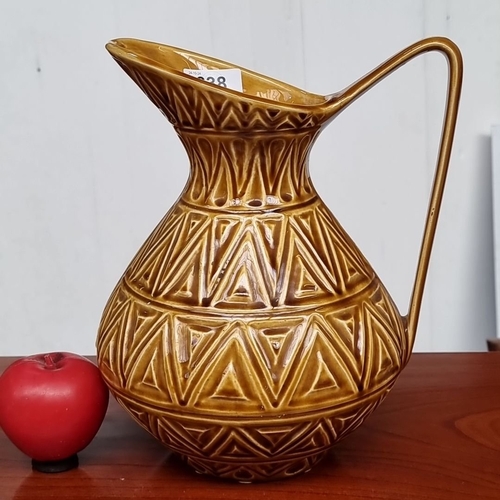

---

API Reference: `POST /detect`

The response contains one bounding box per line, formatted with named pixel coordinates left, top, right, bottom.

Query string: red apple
left=0, top=352, right=109, bottom=470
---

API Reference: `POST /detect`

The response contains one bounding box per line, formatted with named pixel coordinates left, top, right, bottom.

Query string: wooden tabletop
left=1, top=353, right=500, bottom=499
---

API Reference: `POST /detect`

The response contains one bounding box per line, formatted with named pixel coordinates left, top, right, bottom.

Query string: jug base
left=182, top=450, right=328, bottom=483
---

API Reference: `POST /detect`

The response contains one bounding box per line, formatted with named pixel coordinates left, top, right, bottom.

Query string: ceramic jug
left=96, top=37, right=462, bottom=482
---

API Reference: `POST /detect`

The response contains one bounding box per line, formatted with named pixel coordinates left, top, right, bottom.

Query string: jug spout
left=106, top=38, right=333, bottom=134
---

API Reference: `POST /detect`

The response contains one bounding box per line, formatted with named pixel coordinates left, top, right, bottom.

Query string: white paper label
left=183, top=68, right=243, bottom=92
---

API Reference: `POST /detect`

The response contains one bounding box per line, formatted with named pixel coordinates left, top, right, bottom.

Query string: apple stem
left=44, top=353, right=56, bottom=369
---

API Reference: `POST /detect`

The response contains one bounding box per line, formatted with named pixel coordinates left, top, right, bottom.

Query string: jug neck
left=105, top=38, right=340, bottom=210
left=177, top=128, right=320, bottom=211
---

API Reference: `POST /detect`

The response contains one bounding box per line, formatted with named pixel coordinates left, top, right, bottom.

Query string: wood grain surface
left=1, top=353, right=499, bottom=499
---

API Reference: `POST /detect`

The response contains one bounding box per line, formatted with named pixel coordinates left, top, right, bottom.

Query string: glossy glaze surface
left=97, top=37, right=462, bottom=481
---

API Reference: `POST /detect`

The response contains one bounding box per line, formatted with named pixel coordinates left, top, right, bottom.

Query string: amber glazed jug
left=97, top=37, right=462, bottom=482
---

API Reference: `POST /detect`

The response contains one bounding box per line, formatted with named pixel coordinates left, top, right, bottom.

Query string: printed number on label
left=196, top=75, right=227, bottom=87
left=183, top=69, right=243, bottom=92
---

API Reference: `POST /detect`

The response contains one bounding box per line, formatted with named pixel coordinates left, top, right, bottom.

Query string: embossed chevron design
left=110, top=392, right=387, bottom=481
left=178, top=132, right=317, bottom=206
left=113, top=56, right=329, bottom=133
left=99, top=286, right=404, bottom=409
left=97, top=38, right=416, bottom=482
left=98, top=273, right=405, bottom=480
left=184, top=452, right=327, bottom=483
left=123, top=202, right=376, bottom=310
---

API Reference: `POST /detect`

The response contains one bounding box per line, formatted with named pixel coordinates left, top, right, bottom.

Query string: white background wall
left=1, top=0, right=499, bottom=356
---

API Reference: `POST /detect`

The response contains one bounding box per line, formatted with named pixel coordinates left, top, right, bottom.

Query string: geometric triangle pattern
left=125, top=200, right=378, bottom=311
left=98, top=277, right=405, bottom=409
left=118, top=52, right=330, bottom=135
left=110, top=391, right=388, bottom=482
left=97, top=268, right=406, bottom=480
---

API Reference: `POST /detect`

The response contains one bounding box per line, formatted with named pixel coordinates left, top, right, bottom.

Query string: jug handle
left=325, top=37, right=463, bottom=352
